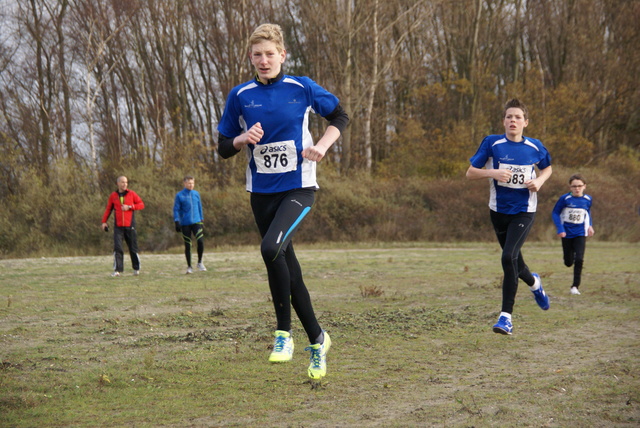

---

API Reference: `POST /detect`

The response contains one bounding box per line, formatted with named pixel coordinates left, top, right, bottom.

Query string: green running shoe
left=305, top=331, right=331, bottom=379
left=269, top=330, right=294, bottom=363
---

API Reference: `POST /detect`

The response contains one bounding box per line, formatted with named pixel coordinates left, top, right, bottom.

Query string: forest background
left=1, top=0, right=639, bottom=258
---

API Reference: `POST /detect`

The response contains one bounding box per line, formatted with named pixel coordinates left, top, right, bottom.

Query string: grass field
left=1, top=242, right=639, bottom=427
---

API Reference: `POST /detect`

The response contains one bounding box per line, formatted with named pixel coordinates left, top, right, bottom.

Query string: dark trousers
left=181, top=223, right=204, bottom=267
left=490, top=210, right=536, bottom=314
left=562, top=236, right=586, bottom=288
left=250, top=188, right=321, bottom=344
left=113, top=226, right=140, bottom=272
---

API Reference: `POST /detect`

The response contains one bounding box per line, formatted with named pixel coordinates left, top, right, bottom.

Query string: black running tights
left=490, top=210, right=536, bottom=314
left=562, top=236, right=586, bottom=288
left=250, top=189, right=322, bottom=344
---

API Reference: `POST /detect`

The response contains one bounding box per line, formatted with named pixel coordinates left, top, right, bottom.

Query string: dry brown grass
left=1, top=242, right=639, bottom=426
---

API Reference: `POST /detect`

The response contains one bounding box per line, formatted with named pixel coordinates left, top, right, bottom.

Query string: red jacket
left=101, top=190, right=145, bottom=227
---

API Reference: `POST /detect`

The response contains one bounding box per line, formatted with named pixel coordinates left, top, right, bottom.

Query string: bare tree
left=1, top=0, right=639, bottom=192
left=69, top=0, right=135, bottom=183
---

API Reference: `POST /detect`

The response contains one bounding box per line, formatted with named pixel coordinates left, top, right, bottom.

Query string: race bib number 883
left=253, top=140, right=298, bottom=174
left=497, top=163, right=534, bottom=189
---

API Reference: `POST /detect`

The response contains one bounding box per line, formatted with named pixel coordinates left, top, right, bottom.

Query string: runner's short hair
left=569, top=174, right=586, bottom=185
left=249, top=23, right=285, bottom=53
left=503, top=98, right=529, bottom=120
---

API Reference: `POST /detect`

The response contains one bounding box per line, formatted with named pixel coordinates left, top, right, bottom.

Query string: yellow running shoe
left=305, top=331, right=331, bottom=379
left=268, top=330, right=294, bottom=363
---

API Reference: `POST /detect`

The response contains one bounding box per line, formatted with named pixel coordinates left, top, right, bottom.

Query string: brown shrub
left=1, top=159, right=638, bottom=258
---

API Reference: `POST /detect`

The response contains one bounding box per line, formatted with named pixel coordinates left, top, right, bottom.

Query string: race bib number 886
left=497, top=163, right=534, bottom=189
left=253, top=140, right=298, bottom=174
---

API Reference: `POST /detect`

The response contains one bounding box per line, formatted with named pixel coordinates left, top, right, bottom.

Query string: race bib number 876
left=497, top=163, right=534, bottom=189
left=253, top=140, right=298, bottom=174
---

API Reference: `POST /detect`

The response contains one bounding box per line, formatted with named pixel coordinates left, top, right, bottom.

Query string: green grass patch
left=1, top=242, right=638, bottom=426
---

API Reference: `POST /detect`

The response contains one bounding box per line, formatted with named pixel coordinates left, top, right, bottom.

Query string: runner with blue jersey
left=467, top=98, right=552, bottom=335
left=217, top=23, right=348, bottom=380
left=218, top=74, right=339, bottom=194
left=552, top=174, right=595, bottom=295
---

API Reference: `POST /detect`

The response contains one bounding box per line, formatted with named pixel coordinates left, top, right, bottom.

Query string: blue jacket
left=173, top=188, right=203, bottom=226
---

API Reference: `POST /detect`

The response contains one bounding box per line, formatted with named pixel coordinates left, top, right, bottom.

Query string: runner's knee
left=260, top=240, right=283, bottom=263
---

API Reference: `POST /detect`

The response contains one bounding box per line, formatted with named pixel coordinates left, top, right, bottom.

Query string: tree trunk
left=363, top=0, right=379, bottom=173
left=341, top=0, right=353, bottom=173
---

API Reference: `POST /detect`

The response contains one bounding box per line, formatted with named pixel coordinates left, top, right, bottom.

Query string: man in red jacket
left=101, top=176, right=145, bottom=276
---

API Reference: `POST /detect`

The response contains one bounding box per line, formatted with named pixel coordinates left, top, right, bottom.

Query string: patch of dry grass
left=1, top=242, right=639, bottom=427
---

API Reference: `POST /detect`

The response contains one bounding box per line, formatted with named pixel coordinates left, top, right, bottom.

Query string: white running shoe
left=197, top=262, right=207, bottom=272
left=570, top=286, right=581, bottom=295
left=111, top=272, right=120, bottom=277
left=186, top=266, right=193, bottom=274
left=133, top=270, right=140, bottom=276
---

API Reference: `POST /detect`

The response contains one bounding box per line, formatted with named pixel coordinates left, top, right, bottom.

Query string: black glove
left=175, top=221, right=181, bottom=232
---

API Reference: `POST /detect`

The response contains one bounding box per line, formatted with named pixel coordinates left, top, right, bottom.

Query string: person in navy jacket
left=552, top=174, right=595, bottom=295
left=173, top=175, right=206, bottom=274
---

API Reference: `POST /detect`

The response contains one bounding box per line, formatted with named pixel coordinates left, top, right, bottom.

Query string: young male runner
left=552, top=174, right=595, bottom=295
left=466, top=98, right=552, bottom=335
left=217, top=23, right=348, bottom=379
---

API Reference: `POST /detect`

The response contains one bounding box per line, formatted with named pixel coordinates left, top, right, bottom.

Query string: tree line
left=1, top=0, right=639, bottom=256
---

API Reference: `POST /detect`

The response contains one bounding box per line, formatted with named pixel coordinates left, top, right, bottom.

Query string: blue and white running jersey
left=217, top=75, right=340, bottom=193
left=469, top=134, right=551, bottom=214
left=552, top=193, right=593, bottom=238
